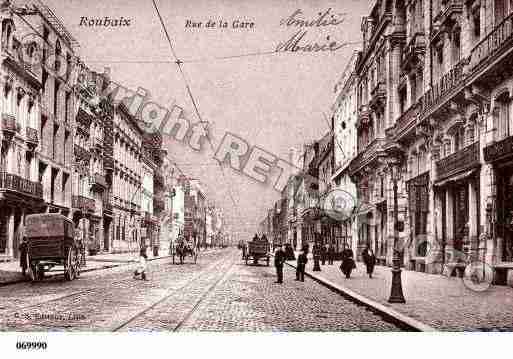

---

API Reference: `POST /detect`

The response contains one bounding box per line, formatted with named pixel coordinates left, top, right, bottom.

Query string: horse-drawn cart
left=24, top=214, right=81, bottom=282
left=245, top=238, right=270, bottom=266
left=171, top=237, right=198, bottom=264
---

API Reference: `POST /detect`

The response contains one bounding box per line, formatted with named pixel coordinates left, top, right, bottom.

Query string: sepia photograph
left=0, top=0, right=512, bottom=356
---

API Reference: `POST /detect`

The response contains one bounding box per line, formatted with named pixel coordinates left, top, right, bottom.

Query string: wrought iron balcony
left=2, top=113, right=18, bottom=136
left=74, top=144, right=91, bottom=162
left=484, top=135, right=513, bottom=163
left=0, top=172, right=43, bottom=199
left=25, top=127, right=39, bottom=148
left=436, top=141, right=480, bottom=181
left=349, top=138, right=386, bottom=175
left=468, top=12, right=513, bottom=78
left=394, top=103, right=420, bottom=139
left=419, top=59, right=466, bottom=114
left=90, top=173, right=107, bottom=191
left=72, top=195, right=95, bottom=213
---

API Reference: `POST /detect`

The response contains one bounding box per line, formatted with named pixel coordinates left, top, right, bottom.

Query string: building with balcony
left=331, top=52, right=360, bottom=259
left=349, top=0, right=513, bottom=286
left=182, top=177, right=206, bottom=247
left=27, top=3, right=78, bottom=219
left=350, top=0, right=407, bottom=267
left=0, top=5, right=45, bottom=261
left=111, top=100, right=144, bottom=253
left=72, top=63, right=110, bottom=255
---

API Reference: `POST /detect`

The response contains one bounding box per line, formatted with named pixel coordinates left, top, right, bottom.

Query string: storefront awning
left=434, top=169, right=477, bottom=187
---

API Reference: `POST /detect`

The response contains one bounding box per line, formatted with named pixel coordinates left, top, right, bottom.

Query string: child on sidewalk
left=133, top=247, right=148, bottom=280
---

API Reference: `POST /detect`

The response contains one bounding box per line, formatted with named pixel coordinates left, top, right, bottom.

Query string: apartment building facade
left=0, top=5, right=44, bottom=260
left=111, top=101, right=144, bottom=253
left=331, top=51, right=360, bottom=258
left=348, top=0, right=513, bottom=286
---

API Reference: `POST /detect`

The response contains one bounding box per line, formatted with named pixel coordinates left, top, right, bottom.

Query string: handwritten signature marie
left=276, top=8, right=350, bottom=53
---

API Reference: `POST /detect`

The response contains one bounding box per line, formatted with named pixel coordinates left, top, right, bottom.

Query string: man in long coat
left=340, top=247, right=355, bottom=279
left=274, top=244, right=286, bottom=284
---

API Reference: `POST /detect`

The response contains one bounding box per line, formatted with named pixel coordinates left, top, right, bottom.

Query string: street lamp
left=385, top=156, right=406, bottom=304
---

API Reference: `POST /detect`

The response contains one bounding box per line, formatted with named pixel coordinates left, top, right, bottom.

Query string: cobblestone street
left=0, top=249, right=401, bottom=331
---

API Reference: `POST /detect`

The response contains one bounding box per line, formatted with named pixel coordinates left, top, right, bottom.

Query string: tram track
left=113, top=255, right=236, bottom=332
left=0, top=251, right=234, bottom=331
left=172, top=259, right=235, bottom=331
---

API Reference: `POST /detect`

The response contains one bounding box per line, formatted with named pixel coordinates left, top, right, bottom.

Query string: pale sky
left=41, top=0, right=369, bottom=239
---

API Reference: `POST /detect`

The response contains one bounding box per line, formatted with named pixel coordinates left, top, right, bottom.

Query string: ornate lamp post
left=385, top=156, right=406, bottom=304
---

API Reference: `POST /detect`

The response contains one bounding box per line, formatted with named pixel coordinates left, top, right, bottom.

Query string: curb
left=0, top=255, right=173, bottom=287
left=285, top=261, right=437, bottom=332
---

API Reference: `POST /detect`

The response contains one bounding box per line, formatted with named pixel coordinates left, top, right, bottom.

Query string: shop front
left=434, top=141, right=481, bottom=276
left=484, top=135, right=513, bottom=285
left=407, top=172, right=429, bottom=272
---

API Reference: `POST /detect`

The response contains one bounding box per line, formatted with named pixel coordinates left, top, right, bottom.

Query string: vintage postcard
left=0, top=0, right=512, bottom=355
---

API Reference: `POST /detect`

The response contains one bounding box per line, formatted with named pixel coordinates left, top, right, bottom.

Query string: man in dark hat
left=274, top=244, right=286, bottom=284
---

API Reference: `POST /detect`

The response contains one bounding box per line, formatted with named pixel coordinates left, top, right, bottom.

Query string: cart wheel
left=74, top=248, right=81, bottom=278
left=28, top=255, right=38, bottom=282
left=64, top=247, right=75, bottom=281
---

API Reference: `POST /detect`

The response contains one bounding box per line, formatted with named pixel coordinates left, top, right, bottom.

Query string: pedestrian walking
left=295, top=247, right=308, bottom=282
left=321, top=243, right=327, bottom=265
left=134, top=247, right=148, bottom=281
left=362, top=246, right=376, bottom=278
left=339, top=247, right=355, bottom=279
left=327, top=244, right=335, bottom=265
left=19, top=237, right=28, bottom=277
left=274, top=244, right=286, bottom=284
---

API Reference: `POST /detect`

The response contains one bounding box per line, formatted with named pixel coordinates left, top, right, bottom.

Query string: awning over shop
left=434, top=169, right=478, bottom=187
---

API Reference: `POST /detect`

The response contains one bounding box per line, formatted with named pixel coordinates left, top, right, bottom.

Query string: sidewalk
left=286, top=256, right=513, bottom=331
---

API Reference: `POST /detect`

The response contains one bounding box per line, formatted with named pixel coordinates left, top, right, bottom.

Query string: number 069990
left=16, top=341, right=47, bottom=350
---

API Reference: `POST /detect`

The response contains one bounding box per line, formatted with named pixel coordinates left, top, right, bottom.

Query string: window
left=452, top=29, right=461, bottom=64
left=444, top=140, right=451, bottom=157
left=54, top=80, right=60, bottom=118
left=495, top=0, right=508, bottom=24
left=495, top=91, right=511, bottom=139
left=472, top=8, right=481, bottom=41
left=65, top=91, right=71, bottom=123
left=399, top=86, right=407, bottom=114
left=453, top=126, right=465, bottom=151
left=55, top=40, right=61, bottom=71
left=410, top=74, right=417, bottom=104
left=25, top=152, right=31, bottom=180
left=435, top=45, right=444, bottom=78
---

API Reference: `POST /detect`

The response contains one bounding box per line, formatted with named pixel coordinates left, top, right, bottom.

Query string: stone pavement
left=0, top=249, right=402, bottom=331
left=286, top=256, right=513, bottom=331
